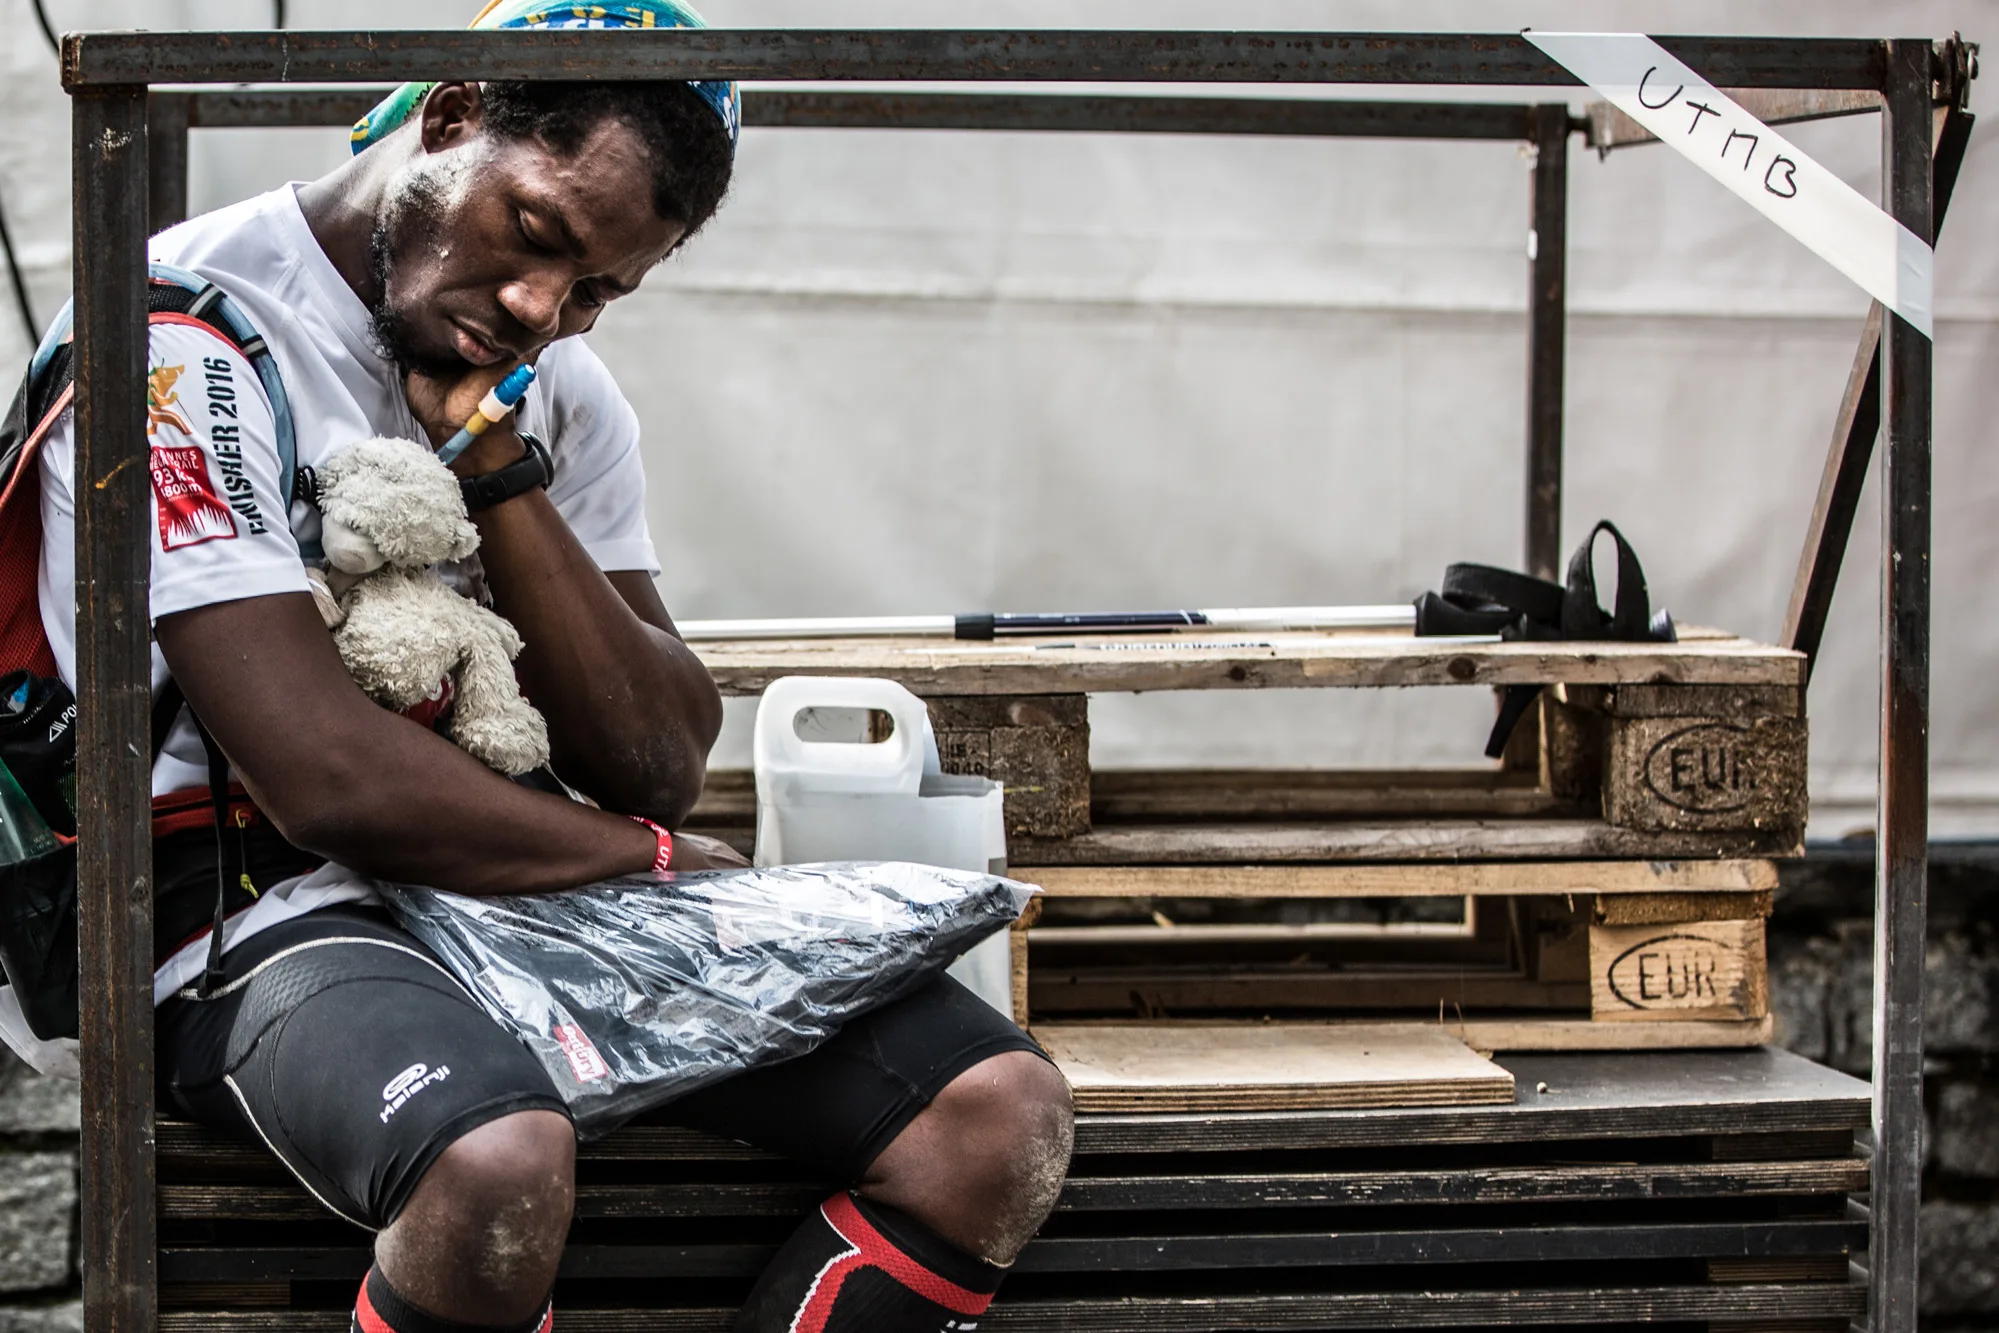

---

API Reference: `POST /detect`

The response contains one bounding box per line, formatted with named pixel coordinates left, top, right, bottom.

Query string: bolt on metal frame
left=57, top=27, right=1942, bottom=1333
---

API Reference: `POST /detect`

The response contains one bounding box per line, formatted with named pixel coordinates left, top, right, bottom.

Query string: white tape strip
left=1527, top=31, right=1933, bottom=338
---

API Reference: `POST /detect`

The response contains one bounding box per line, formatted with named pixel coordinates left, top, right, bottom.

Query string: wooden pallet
left=688, top=631, right=1810, bottom=857
left=1006, top=860, right=1773, bottom=1052
left=684, top=630, right=1800, bottom=1075
left=152, top=1049, right=1869, bottom=1332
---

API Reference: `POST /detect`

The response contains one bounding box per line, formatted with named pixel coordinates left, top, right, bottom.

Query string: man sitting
left=27, top=4, right=1072, bottom=1330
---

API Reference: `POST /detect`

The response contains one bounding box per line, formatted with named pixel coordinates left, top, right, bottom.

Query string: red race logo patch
left=553, top=1025, right=610, bottom=1083
left=150, top=443, right=237, bottom=550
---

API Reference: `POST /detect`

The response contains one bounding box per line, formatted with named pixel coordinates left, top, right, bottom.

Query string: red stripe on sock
left=821, top=1194, right=994, bottom=1316
left=354, top=1278, right=551, bottom=1333
left=353, top=1280, right=394, bottom=1333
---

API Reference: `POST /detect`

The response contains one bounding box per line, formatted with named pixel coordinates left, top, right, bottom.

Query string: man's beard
left=368, top=157, right=476, bottom=378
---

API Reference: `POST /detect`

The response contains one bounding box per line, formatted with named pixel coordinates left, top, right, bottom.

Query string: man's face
left=370, top=106, right=686, bottom=377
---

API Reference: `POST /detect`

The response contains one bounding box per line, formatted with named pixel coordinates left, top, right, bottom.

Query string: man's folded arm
left=155, top=590, right=662, bottom=895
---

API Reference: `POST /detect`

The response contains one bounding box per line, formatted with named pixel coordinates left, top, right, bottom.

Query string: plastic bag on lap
left=381, top=861, right=1033, bottom=1137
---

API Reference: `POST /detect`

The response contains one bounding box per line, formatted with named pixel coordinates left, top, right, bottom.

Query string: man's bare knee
left=862, top=1051, right=1075, bottom=1264
left=377, top=1110, right=576, bottom=1325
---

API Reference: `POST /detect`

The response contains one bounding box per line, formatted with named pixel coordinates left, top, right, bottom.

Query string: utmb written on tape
left=1634, top=69, right=1805, bottom=199
left=1526, top=32, right=1933, bottom=338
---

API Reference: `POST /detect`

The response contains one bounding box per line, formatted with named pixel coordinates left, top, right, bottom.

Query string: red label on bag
left=553, top=1025, right=609, bottom=1083
left=150, top=442, right=237, bottom=550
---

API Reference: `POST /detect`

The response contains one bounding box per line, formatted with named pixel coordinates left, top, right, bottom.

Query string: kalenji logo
left=380, top=1062, right=451, bottom=1124
left=150, top=443, right=236, bottom=550
left=553, top=1025, right=610, bottom=1083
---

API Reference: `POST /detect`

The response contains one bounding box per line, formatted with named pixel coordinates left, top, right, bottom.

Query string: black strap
left=147, top=681, right=235, bottom=997
left=149, top=680, right=186, bottom=762
left=190, top=713, right=233, bottom=997
left=1414, top=520, right=1676, bottom=759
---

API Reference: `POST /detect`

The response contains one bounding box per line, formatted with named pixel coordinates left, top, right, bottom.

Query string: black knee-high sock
left=352, top=1265, right=552, bottom=1333
left=734, top=1192, right=1007, bottom=1332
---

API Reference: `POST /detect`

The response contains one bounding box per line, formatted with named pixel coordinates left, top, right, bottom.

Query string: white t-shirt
left=4, top=185, right=661, bottom=1071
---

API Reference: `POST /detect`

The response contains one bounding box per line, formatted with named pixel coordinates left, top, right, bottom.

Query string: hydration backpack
left=0, top=265, right=306, bottom=1040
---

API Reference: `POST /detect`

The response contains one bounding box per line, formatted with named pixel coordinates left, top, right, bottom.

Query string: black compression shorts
left=156, top=905, right=1043, bottom=1231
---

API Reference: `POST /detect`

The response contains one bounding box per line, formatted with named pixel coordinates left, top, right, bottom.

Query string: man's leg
left=368, top=1110, right=575, bottom=1329
left=666, top=977, right=1075, bottom=1332
left=156, top=908, right=577, bottom=1332
left=856, top=1049, right=1075, bottom=1261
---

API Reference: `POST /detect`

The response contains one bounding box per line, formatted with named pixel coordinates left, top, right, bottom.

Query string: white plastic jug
left=753, top=677, right=1013, bottom=1014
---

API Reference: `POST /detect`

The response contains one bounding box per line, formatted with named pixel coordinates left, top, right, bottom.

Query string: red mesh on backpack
left=0, top=388, right=69, bottom=680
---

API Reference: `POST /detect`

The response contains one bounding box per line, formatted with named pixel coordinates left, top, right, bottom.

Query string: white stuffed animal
left=309, top=437, right=551, bottom=777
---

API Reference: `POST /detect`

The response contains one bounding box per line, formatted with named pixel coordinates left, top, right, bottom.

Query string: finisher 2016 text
left=202, top=355, right=268, bottom=537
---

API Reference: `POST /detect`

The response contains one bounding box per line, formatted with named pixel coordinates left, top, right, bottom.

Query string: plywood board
left=1021, top=860, right=1779, bottom=899
left=695, top=630, right=1804, bottom=698
left=1589, top=919, right=1768, bottom=1022
left=1035, top=1022, right=1515, bottom=1112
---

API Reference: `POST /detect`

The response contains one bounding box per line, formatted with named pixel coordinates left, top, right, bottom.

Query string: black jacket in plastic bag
left=381, top=861, right=1033, bottom=1137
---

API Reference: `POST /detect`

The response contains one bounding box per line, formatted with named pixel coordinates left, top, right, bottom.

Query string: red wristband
left=629, top=816, right=673, bottom=874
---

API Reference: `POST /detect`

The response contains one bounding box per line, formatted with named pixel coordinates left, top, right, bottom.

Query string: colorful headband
left=350, top=1, right=740, bottom=155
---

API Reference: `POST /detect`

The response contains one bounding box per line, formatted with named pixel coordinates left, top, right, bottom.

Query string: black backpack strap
left=150, top=680, right=186, bottom=762
left=146, top=679, right=236, bottom=996
left=190, top=712, right=234, bottom=998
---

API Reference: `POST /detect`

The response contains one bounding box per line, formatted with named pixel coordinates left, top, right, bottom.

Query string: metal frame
left=57, top=28, right=1949, bottom=1333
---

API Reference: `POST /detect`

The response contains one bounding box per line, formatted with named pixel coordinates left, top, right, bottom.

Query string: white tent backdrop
left=2, top=0, right=1993, bottom=836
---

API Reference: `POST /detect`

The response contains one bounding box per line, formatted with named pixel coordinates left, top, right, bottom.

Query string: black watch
left=461, top=432, right=554, bottom=513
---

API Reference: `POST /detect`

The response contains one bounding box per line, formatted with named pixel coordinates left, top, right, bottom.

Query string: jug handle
left=753, top=677, right=930, bottom=790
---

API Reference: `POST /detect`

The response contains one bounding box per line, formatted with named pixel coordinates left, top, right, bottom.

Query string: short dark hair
left=480, top=80, right=734, bottom=243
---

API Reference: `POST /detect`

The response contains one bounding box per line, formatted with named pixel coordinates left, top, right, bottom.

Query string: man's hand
left=402, top=360, right=533, bottom=477
left=669, top=833, right=751, bottom=872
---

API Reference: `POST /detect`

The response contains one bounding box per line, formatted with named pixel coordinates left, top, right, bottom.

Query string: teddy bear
left=306, top=436, right=551, bottom=777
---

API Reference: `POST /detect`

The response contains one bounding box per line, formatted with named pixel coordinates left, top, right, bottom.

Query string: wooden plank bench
left=153, top=1048, right=1870, bottom=1331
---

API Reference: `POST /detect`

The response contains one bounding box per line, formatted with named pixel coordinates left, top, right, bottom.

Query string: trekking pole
left=676, top=605, right=1418, bottom=641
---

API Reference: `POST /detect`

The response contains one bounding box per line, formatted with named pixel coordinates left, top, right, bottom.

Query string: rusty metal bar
left=72, top=84, right=158, bottom=1333
left=61, top=30, right=1888, bottom=91
left=147, top=91, right=190, bottom=234
left=1524, top=104, right=1569, bottom=581
left=746, top=92, right=1539, bottom=137
left=1585, top=87, right=1880, bottom=154
left=1783, top=106, right=1972, bottom=673
left=185, top=87, right=1545, bottom=139
left=186, top=87, right=385, bottom=127
left=1869, top=37, right=1934, bottom=1333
